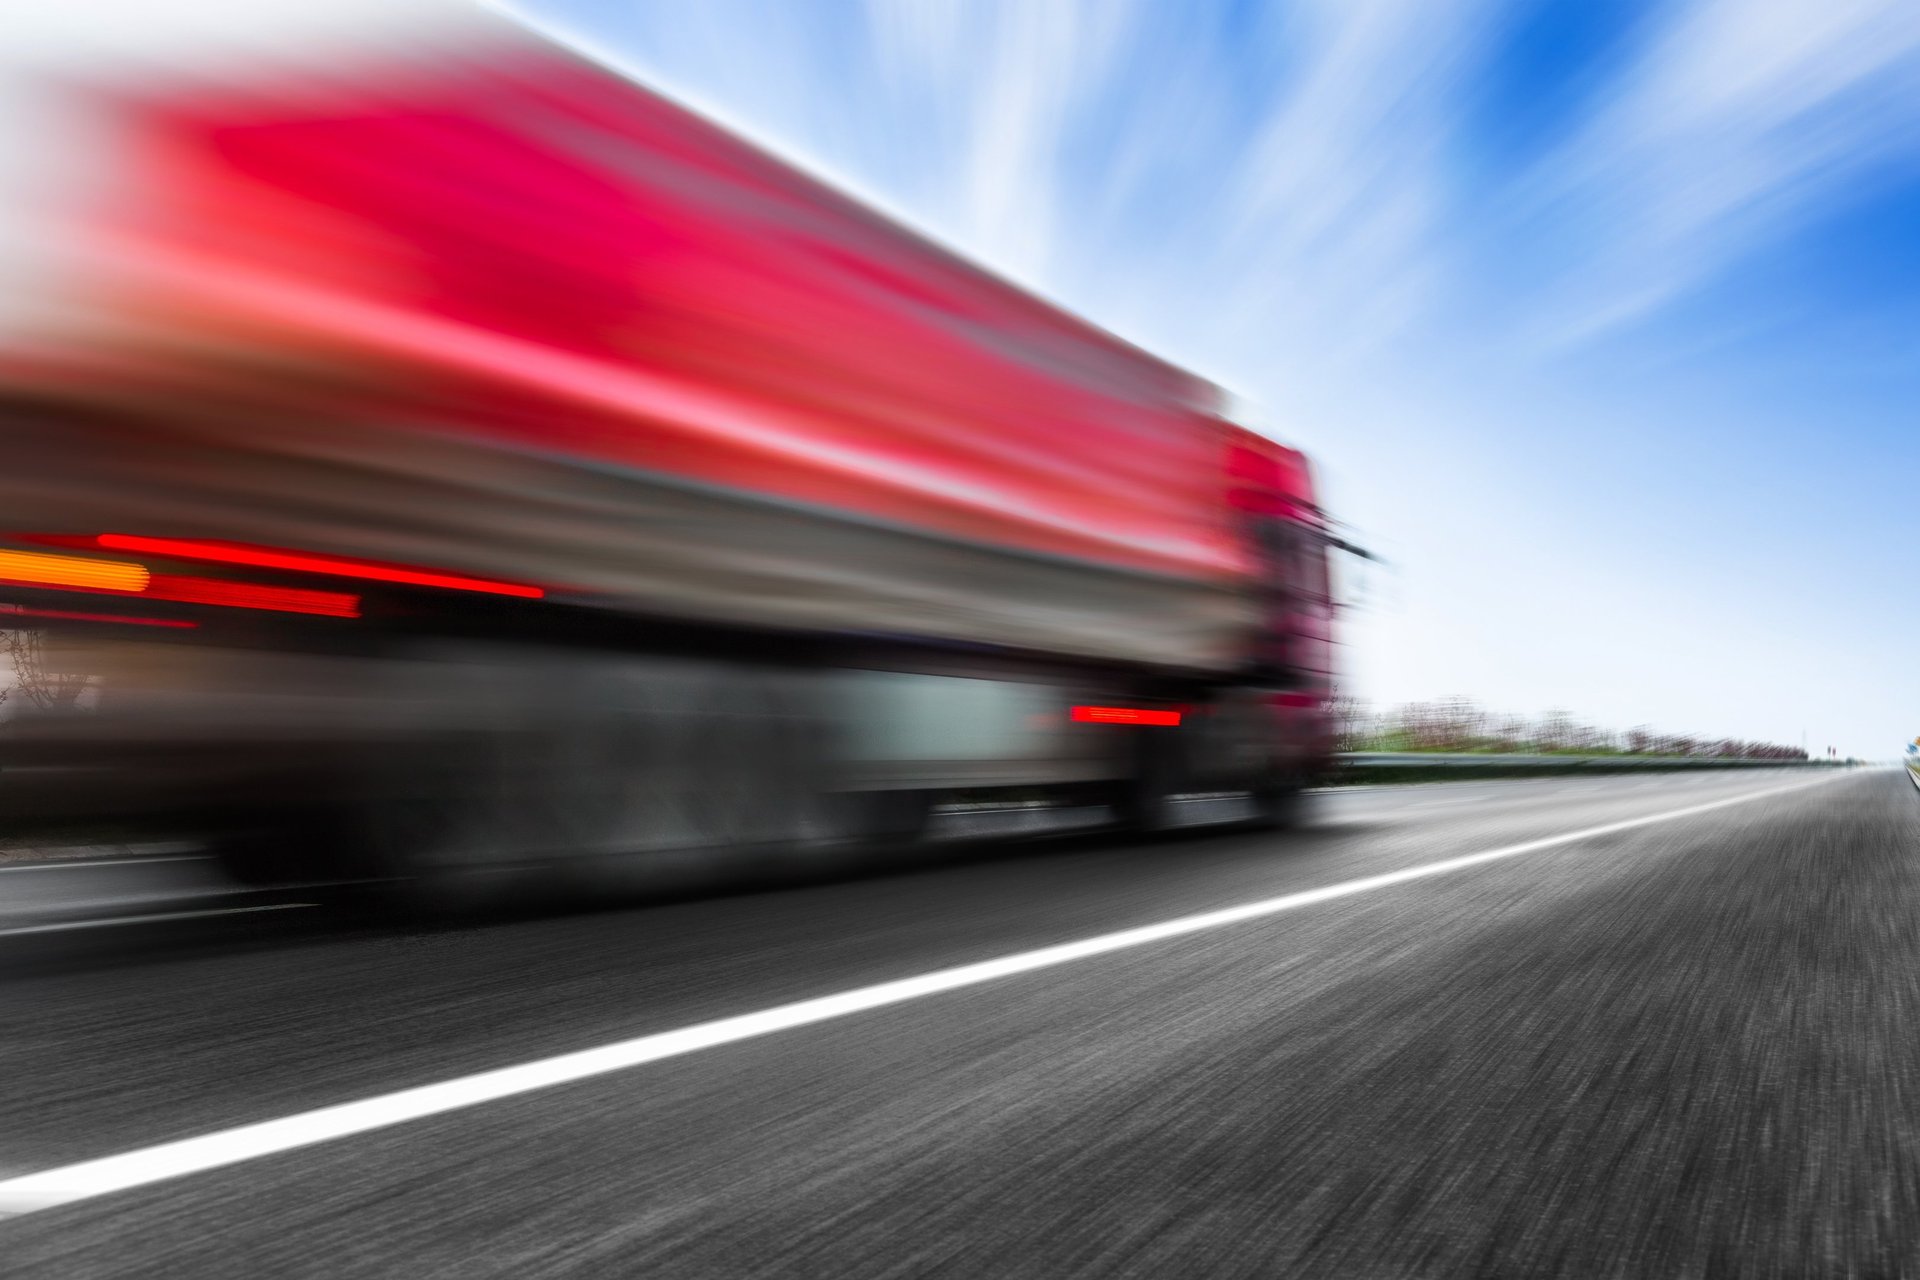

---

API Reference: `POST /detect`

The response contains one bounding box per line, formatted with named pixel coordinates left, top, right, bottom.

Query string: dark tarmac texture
left=2, top=768, right=1911, bottom=1278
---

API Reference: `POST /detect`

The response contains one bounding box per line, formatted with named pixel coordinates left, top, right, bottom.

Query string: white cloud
left=865, top=0, right=1142, bottom=283
left=1201, top=0, right=1496, bottom=382
left=1527, top=0, right=1920, bottom=342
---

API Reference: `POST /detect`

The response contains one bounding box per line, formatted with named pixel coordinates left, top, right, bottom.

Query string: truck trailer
left=0, top=4, right=1338, bottom=907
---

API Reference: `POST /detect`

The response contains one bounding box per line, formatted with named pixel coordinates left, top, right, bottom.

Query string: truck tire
left=1248, top=769, right=1306, bottom=830
left=1118, top=731, right=1186, bottom=835
left=348, top=655, right=855, bottom=912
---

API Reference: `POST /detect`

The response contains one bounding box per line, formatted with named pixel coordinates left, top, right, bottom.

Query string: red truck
left=0, top=8, right=1337, bottom=906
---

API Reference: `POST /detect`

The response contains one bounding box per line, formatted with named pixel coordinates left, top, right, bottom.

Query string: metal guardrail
left=1337, top=752, right=1818, bottom=770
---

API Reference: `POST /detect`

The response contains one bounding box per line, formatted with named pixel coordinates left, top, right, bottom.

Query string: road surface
left=0, top=767, right=1912, bottom=1277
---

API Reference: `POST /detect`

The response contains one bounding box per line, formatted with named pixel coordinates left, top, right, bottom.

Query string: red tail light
left=141, top=576, right=360, bottom=618
left=0, top=605, right=197, bottom=629
left=0, top=548, right=358, bottom=619
left=93, top=535, right=543, bottom=598
left=1071, top=705, right=1183, bottom=727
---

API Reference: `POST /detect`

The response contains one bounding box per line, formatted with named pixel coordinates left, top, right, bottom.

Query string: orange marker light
left=0, top=549, right=148, bottom=593
left=1071, top=705, right=1183, bottom=727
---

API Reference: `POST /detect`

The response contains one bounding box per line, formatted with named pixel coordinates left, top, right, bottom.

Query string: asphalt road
left=0, top=767, right=1912, bottom=1277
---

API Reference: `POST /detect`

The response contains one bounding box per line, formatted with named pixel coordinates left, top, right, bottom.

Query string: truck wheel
left=1119, top=733, right=1186, bottom=835
left=337, top=653, right=619, bottom=915
left=210, top=808, right=343, bottom=889
left=299, top=654, right=855, bottom=913
left=724, top=672, right=871, bottom=877
left=1248, top=769, right=1306, bottom=830
left=857, top=788, right=933, bottom=850
left=208, top=755, right=380, bottom=893
left=351, top=728, right=543, bottom=916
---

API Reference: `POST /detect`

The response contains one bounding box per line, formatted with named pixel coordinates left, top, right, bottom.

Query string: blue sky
left=520, top=0, right=1920, bottom=757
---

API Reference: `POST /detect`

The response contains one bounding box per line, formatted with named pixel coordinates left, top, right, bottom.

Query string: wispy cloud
left=848, top=0, right=1920, bottom=369
left=1524, top=0, right=1920, bottom=342
left=863, top=0, right=1501, bottom=408
left=865, top=0, right=1142, bottom=284
left=1200, top=0, right=1496, bottom=384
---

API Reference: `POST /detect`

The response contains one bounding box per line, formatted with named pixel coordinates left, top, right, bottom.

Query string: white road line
left=0, top=903, right=312, bottom=939
left=0, top=771, right=1844, bottom=1217
left=0, top=855, right=211, bottom=874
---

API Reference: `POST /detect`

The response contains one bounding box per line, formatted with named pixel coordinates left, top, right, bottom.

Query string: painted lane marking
left=0, top=854, right=208, bottom=873
left=0, top=904, right=312, bottom=939
left=0, top=771, right=1844, bottom=1216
